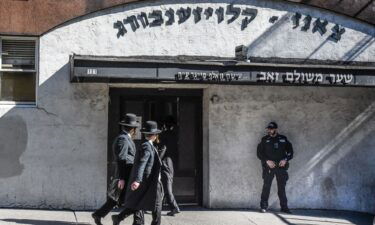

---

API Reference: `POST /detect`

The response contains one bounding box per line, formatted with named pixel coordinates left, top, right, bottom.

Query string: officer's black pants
left=161, top=173, right=179, bottom=211
left=118, top=182, right=163, bottom=225
left=260, top=167, right=289, bottom=209
left=93, top=197, right=144, bottom=225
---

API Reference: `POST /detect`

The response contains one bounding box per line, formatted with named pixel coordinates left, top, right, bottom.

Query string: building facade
left=0, top=0, right=374, bottom=213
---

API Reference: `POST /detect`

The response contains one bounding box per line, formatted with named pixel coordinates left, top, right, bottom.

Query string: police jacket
left=257, top=134, right=294, bottom=169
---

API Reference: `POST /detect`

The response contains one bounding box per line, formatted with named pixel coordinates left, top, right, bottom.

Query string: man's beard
left=268, top=130, right=277, bottom=136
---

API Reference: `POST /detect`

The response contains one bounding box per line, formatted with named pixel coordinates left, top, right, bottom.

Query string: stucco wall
left=0, top=0, right=373, bottom=212
left=207, top=85, right=375, bottom=213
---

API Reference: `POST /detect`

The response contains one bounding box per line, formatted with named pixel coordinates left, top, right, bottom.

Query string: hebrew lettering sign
left=174, top=70, right=355, bottom=85
left=256, top=71, right=354, bottom=85
left=113, top=4, right=345, bottom=42
left=71, top=55, right=374, bottom=87
left=176, top=72, right=243, bottom=82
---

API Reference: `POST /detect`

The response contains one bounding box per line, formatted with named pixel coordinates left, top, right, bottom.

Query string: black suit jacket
left=108, top=131, right=137, bottom=203
left=113, top=131, right=137, bottom=180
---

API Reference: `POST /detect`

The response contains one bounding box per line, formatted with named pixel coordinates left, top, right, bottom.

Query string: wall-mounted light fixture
left=235, top=45, right=249, bottom=61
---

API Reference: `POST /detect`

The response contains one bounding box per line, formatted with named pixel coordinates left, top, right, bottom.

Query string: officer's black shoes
left=112, top=215, right=121, bottom=225
left=281, top=208, right=292, bottom=214
left=260, top=208, right=267, bottom=213
left=167, top=208, right=181, bottom=216
left=91, top=213, right=103, bottom=225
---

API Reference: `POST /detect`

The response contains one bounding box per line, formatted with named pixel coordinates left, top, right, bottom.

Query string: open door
left=108, top=88, right=203, bottom=205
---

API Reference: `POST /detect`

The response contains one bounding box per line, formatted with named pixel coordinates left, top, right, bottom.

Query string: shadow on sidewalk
left=177, top=207, right=374, bottom=225
left=271, top=210, right=374, bottom=225
left=1, top=219, right=90, bottom=225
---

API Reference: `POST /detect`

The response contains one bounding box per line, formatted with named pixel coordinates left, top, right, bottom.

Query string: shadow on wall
left=268, top=100, right=375, bottom=212
left=0, top=62, right=108, bottom=209
left=242, top=9, right=374, bottom=63
left=0, top=115, right=27, bottom=178
left=48, top=0, right=374, bottom=38
left=341, top=35, right=375, bottom=62
left=42, top=0, right=375, bottom=65
left=0, top=64, right=73, bottom=180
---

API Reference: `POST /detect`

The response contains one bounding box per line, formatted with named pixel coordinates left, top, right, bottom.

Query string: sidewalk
left=0, top=207, right=373, bottom=225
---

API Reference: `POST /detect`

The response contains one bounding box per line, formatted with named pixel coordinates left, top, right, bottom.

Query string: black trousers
left=93, top=196, right=144, bottom=225
left=161, top=172, right=179, bottom=211
left=260, top=167, right=289, bottom=209
left=118, top=182, right=164, bottom=225
left=93, top=164, right=144, bottom=225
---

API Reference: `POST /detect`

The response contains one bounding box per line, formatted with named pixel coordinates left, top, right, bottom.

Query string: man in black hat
left=257, top=121, right=294, bottom=214
left=112, top=121, right=164, bottom=225
left=158, top=115, right=180, bottom=216
left=92, top=113, right=144, bottom=225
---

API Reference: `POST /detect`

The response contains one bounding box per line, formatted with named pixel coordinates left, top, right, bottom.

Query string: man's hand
left=118, top=180, right=125, bottom=190
left=279, top=160, right=287, bottom=168
left=131, top=181, right=140, bottom=191
left=266, top=160, right=276, bottom=169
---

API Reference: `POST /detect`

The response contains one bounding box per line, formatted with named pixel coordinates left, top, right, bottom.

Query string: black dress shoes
left=281, top=208, right=292, bottom=214
left=112, top=215, right=121, bottom=225
left=91, top=213, right=103, bottom=225
left=167, top=208, right=181, bottom=216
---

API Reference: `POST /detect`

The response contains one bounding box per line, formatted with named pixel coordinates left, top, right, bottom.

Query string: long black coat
left=124, top=141, right=162, bottom=211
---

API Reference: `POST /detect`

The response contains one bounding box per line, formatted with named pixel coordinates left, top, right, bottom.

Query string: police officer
left=257, top=122, right=293, bottom=214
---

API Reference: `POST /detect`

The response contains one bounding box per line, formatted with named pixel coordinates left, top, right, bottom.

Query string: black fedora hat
left=119, top=113, right=140, bottom=128
left=141, top=121, right=162, bottom=134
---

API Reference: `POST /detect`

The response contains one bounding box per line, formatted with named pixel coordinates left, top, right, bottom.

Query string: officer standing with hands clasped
left=257, top=122, right=293, bottom=214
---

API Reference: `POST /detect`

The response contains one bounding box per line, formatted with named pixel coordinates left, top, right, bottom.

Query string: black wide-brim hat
left=119, top=113, right=140, bottom=128
left=141, top=121, right=162, bottom=134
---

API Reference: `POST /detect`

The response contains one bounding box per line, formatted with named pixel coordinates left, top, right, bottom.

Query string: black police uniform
left=257, top=133, right=293, bottom=210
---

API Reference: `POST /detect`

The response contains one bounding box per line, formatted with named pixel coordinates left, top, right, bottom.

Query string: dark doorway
left=108, top=88, right=203, bottom=205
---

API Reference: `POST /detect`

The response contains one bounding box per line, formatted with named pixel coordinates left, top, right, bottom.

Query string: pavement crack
left=72, top=210, right=78, bottom=224
left=37, top=106, right=58, bottom=117
left=241, top=212, right=258, bottom=225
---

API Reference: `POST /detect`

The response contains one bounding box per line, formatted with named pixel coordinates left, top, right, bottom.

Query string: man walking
left=158, top=116, right=180, bottom=216
left=92, top=113, right=144, bottom=225
left=257, top=122, right=293, bottom=214
left=112, top=121, right=164, bottom=225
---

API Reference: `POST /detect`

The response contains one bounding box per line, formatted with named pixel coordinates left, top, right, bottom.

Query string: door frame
left=107, top=88, right=203, bottom=205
